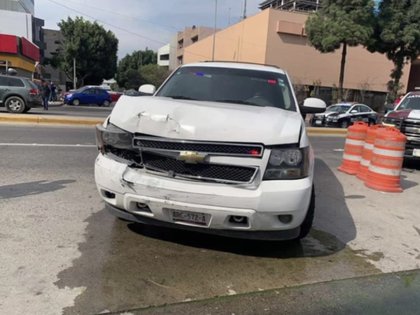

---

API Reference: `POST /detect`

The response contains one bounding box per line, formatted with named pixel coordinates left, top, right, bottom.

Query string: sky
left=35, top=0, right=263, bottom=59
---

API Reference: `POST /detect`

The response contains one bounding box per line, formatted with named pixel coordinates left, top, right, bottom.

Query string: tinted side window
left=7, top=78, right=25, bottom=87
left=360, top=105, right=371, bottom=112
left=0, top=76, right=9, bottom=86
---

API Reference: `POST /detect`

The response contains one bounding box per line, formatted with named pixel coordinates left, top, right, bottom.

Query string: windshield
left=156, top=66, right=297, bottom=111
left=327, top=105, right=350, bottom=113
left=397, top=94, right=420, bottom=110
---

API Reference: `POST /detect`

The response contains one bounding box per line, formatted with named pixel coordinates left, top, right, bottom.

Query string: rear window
left=156, top=66, right=296, bottom=111
left=26, top=80, right=39, bottom=89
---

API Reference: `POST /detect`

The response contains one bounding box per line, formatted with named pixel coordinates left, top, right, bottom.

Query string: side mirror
left=300, top=97, right=326, bottom=114
left=350, top=110, right=357, bottom=113
left=139, top=84, right=156, bottom=95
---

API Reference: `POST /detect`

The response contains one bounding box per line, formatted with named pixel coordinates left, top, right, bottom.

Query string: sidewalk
left=0, top=112, right=104, bottom=126
left=115, top=270, right=420, bottom=315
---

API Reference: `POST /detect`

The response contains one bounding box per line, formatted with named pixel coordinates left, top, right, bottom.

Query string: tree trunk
left=338, top=42, right=347, bottom=102
left=388, top=53, right=405, bottom=103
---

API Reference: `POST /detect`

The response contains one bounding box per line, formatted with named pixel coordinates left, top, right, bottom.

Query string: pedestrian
left=49, top=81, right=57, bottom=102
left=41, top=80, right=50, bottom=110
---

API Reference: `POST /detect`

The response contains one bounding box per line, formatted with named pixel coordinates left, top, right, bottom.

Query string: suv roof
left=182, top=61, right=286, bottom=75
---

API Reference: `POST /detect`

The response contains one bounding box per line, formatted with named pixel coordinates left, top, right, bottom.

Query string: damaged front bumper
left=95, top=154, right=313, bottom=240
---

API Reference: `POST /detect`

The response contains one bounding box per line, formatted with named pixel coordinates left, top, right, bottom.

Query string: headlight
left=263, top=147, right=309, bottom=180
left=96, top=123, right=133, bottom=153
left=382, top=117, right=401, bottom=127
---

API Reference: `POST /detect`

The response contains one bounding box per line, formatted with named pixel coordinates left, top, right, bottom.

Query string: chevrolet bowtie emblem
left=178, top=151, right=206, bottom=164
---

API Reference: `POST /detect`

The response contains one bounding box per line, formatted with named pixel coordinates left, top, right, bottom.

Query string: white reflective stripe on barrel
left=345, top=138, right=365, bottom=146
left=368, top=165, right=402, bottom=176
left=343, top=153, right=362, bottom=161
left=360, top=158, right=369, bottom=166
left=363, top=143, right=374, bottom=150
left=372, top=148, right=405, bottom=158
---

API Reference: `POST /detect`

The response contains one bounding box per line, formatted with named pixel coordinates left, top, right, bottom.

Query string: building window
left=177, top=56, right=183, bottom=65
left=191, top=35, right=198, bottom=43
left=178, top=39, right=184, bottom=49
left=160, top=54, right=169, bottom=61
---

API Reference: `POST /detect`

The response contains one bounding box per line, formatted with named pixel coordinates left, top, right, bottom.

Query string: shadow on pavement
left=0, top=179, right=75, bottom=199
left=124, top=157, right=356, bottom=259
left=56, top=158, right=371, bottom=315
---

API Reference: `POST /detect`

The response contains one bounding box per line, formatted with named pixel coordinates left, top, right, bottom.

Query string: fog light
left=136, top=202, right=151, bottom=213
left=278, top=215, right=293, bottom=224
left=103, top=190, right=115, bottom=199
left=229, top=216, right=248, bottom=226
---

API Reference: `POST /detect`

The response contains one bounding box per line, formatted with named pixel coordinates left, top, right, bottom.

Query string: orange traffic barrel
left=356, top=124, right=386, bottom=181
left=365, top=127, right=406, bottom=193
left=338, top=121, right=369, bottom=175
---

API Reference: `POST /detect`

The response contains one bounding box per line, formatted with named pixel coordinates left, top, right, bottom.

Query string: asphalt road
left=0, top=103, right=113, bottom=118
left=0, top=124, right=419, bottom=314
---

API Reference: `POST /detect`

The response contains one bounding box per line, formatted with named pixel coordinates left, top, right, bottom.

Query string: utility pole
left=73, top=57, right=76, bottom=89
left=243, top=0, right=247, bottom=20
left=212, top=0, right=217, bottom=61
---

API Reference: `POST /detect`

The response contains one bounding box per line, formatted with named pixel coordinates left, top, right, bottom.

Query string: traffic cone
left=365, top=127, right=406, bottom=193
left=338, top=121, right=369, bottom=175
left=356, top=124, right=386, bottom=181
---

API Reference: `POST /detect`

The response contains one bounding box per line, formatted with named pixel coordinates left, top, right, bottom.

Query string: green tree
left=368, top=0, right=420, bottom=102
left=116, top=49, right=159, bottom=89
left=305, top=0, right=375, bottom=101
left=140, top=64, right=170, bottom=87
left=51, top=17, right=118, bottom=87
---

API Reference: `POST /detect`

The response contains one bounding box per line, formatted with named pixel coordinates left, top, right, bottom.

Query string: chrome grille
left=133, top=137, right=263, bottom=157
left=401, top=118, right=420, bottom=143
left=141, top=152, right=258, bottom=184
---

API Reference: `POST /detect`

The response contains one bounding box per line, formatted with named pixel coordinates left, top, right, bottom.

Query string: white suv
left=95, top=62, right=326, bottom=240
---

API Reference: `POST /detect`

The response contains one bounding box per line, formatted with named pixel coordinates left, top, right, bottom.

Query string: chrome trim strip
left=132, top=136, right=264, bottom=157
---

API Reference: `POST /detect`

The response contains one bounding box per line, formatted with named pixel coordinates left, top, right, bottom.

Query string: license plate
left=315, top=120, right=322, bottom=125
left=413, top=149, right=420, bottom=157
left=170, top=209, right=209, bottom=226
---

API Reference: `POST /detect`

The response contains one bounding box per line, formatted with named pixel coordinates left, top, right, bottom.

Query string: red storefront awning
left=0, top=34, right=18, bottom=54
left=21, top=37, right=40, bottom=61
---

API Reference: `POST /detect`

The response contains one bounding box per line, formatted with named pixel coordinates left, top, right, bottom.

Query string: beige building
left=183, top=8, right=417, bottom=106
left=171, top=26, right=216, bottom=69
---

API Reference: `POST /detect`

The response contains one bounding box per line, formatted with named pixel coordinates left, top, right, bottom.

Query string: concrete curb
left=307, top=127, right=347, bottom=136
left=0, top=113, right=348, bottom=136
left=0, top=113, right=104, bottom=126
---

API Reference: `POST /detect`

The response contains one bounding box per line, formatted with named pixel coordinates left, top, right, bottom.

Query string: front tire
left=72, top=99, right=80, bottom=106
left=5, top=96, right=26, bottom=113
left=102, top=100, right=110, bottom=107
left=340, top=120, right=349, bottom=129
left=296, top=185, right=315, bottom=240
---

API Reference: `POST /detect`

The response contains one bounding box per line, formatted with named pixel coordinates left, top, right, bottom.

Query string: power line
left=44, top=0, right=168, bottom=45
left=63, top=0, right=180, bottom=33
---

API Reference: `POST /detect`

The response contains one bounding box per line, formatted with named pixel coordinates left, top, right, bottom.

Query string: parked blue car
left=64, top=86, right=112, bottom=106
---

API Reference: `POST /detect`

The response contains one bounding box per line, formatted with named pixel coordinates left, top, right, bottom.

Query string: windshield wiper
left=214, top=99, right=261, bottom=106
left=166, top=95, right=198, bottom=100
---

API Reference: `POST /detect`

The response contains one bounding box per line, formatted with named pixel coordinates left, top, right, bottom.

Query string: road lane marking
left=0, top=143, right=96, bottom=148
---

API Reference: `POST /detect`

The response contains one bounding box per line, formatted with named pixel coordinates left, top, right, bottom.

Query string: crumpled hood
left=386, top=109, right=420, bottom=120
left=109, top=96, right=303, bottom=145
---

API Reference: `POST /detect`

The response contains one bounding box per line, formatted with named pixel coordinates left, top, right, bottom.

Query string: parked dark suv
left=0, top=75, right=42, bottom=113
left=383, top=91, right=420, bottom=159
